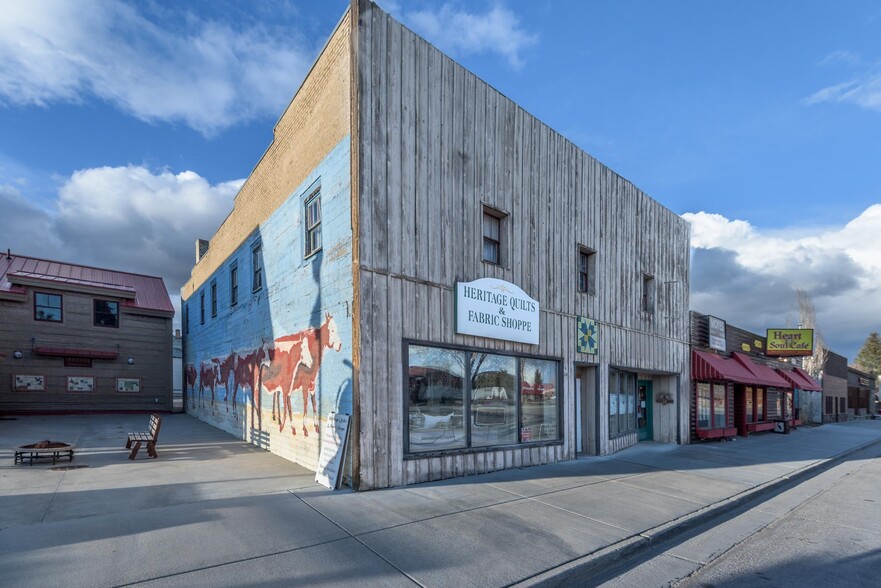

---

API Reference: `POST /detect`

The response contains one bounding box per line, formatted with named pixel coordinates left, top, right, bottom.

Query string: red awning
left=32, top=347, right=119, bottom=359
left=789, top=367, right=823, bottom=391
left=732, top=353, right=791, bottom=388
left=692, top=350, right=758, bottom=384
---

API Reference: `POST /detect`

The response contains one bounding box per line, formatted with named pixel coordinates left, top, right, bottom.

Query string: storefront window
left=521, top=358, right=558, bottom=442
left=745, top=387, right=754, bottom=423
left=406, top=344, right=560, bottom=454
left=609, top=369, right=636, bottom=437
left=756, top=388, right=765, bottom=421
left=697, top=382, right=711, bottom=429
left=713, top=383, right=726, bottom=428
left=408, top=345, right=466, bottom=453
left=471, top=353, right=517, bottom=447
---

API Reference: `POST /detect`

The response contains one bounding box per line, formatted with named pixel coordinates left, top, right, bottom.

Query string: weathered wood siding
left=0, top=290, right=172, bottom=413
left=353, top=1, right=690, bottom=490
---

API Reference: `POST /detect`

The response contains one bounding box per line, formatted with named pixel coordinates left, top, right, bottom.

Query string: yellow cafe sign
left=766, top=329, right=814, bottom=357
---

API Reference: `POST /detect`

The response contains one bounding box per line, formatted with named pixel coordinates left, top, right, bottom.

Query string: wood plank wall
left=353, top=0, right=691, bottom=490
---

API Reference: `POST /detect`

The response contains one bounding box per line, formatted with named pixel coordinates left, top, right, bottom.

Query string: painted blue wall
left=183, top=137, right=352, bottom=470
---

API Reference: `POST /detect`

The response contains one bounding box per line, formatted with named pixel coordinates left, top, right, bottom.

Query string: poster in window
left=116, top=378, right=141, bottom=392
left=67, top=376, right=95, bottom=392
left=13, top=375, right=46, bottom=391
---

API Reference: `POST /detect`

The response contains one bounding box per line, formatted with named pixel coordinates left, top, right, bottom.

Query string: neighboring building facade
left=172, top=329, right=183, bottom=413
left=182, top=0, right=691, bottom=490
left=847, top=365, right=876, bottom=418
left=0, top=253, right=175, bottom=413
left=689, top=313, right=821, bottom=439
left=823, top=351, right=849, bottom=422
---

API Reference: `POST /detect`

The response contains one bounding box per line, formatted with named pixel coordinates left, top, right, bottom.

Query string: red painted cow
left=198, top=360, right=220, bottom=410
left=185, top=363, right=198, bottom=409
left=234, top=344, right=267, bottom=429
left=216, top=352, right=239, bottom=418
left=261, top=313, right=342, bottom=437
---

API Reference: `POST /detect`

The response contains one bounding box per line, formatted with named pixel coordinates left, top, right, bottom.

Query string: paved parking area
left=2, top=414, right=880, bottom=587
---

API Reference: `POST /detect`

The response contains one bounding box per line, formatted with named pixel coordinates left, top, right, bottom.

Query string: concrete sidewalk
left=1, top=414, right=880, bottom=587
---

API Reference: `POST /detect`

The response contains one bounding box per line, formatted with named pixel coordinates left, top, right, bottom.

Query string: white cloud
left=1, top=166, right=242, bottom=328
left=684, top=206, right=881, bottom=360
left=805, top=52, right=881, bottom=113
left=394, top=3, right=537, bottom=69
left=0, top=0, right=313, bottom=135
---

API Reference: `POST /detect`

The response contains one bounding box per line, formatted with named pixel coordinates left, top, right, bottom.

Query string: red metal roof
left=0, top=253, right=173, bottom=315
left=692, top=350, right=758, bottom=384
left=732, top=353, right=792, bottom=388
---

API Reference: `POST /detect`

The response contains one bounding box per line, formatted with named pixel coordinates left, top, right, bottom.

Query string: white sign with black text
left=708, top=316, right=727, bottom=352
left=315, top=412, right=351, bottom=490
left=456, top=278, right=540, bottom=345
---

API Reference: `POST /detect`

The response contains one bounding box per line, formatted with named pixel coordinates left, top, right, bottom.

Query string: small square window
left=230, top=263, right=238, bottom=306
left=94, top=299, right=119, bottom=328
left=252, top=245, right=263, bottom=291
left=642, top=274, right=655, bottom=314
left=210, top=280, right=217, bottom=317
left=482, top=207, right=505, bottom=265
left=578, top=246, right=596, bottom=294
left=34, top=292, right=63, bottom=322
left=305, top=191, right=322, bottom=258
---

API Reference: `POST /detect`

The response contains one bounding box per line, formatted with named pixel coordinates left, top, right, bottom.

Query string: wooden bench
left=126, top=414, right=162, bottom=460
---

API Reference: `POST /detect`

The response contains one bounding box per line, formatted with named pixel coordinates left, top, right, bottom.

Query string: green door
left=638, top=380, right=653, bottom=441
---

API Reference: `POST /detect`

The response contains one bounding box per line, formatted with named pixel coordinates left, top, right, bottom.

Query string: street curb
left=513, top=436, right=881, bottom=588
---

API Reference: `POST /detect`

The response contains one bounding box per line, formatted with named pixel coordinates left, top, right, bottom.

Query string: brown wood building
left=0, top=253, right=174, bottom=414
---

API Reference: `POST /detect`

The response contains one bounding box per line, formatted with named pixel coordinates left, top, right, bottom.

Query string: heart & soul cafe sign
left=455, top=278, right=539, bottom=345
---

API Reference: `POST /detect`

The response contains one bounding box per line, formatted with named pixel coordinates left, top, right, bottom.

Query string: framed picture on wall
left=116, top=378, right=141, bottom=392
left=13, top=375, right=46, bottom=391
left=67, top=376, right=95, bottom=392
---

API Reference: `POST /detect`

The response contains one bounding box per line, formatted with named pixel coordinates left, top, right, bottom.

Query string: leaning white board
left=315, top=413, right=351, bottom=489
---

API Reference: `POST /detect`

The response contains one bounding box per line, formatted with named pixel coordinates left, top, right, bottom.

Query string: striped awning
left=777, top=366, right=822, bottom=391
left=692, top=350, right=757, bottom=384
left=732, top=353, right=791, bottom=388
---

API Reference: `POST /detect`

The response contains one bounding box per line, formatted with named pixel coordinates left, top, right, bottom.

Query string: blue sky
left=1, top=0, right=879, bottom=362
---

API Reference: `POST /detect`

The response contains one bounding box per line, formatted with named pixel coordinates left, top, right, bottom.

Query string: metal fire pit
left=14, top=441, right=76, bottom=466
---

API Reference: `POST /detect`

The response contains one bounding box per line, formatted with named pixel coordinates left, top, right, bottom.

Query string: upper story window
left=642, top=274, right=655, bottom=314
left=34, top=292, right=62, bottom=322
left=210, top=280, right=217, bottom=317
left=184, top=303, right=189, bottom=334
left=252, top=244, right=263, bottom=291
left=230, top=262, right=238, bottom=306
left=578, top=246, right=596, bottom=294
left=305, top=191, right=322, bottom=258
left=200, top=290, right=205, bottom=324
left=482, top=207, right=506, bottom=265
left=94, top=300, right=119, bottom=328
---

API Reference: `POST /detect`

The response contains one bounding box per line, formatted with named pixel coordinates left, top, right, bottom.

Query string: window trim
left=642, top=273, right=656, bottom=314
left=481, top=205, right=508, bottom=267
left=304, top=189, right=322, bottom=258
left=199, top=290, right=205, bottom=325
left=577, top=245, right=596, bottom=295
left=229, top=262, right=238, bottom=307
left=34, top=291, right=63, bottom=323
left=402, top=339, right=563, bottom=459
left=251, top=243, right=263, bottom=292
left=210, top=280, right=217, bottom=318
left=93, top=299, right=120, bottom=328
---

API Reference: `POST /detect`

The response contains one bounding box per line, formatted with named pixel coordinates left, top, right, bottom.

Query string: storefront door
left=638, top=380, right=653, bottom=441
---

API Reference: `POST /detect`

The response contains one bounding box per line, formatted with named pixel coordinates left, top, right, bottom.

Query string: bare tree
left=797, top=289, right=828, bottom=380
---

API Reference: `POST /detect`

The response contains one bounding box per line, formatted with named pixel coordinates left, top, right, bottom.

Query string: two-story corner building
left=0, top=253, right=175, bottom=414
left=181, top=0, right=691, bottom=491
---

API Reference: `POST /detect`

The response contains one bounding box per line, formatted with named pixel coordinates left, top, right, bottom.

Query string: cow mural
left=260, top=313, right=342, bottom=436
left=185, top=363, right=198, bottom=409
left=216, top=352, right=238, bottom=417
left=234, top=344, right=267, bottom=429
left=198, top=361, right=220, bottom=410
